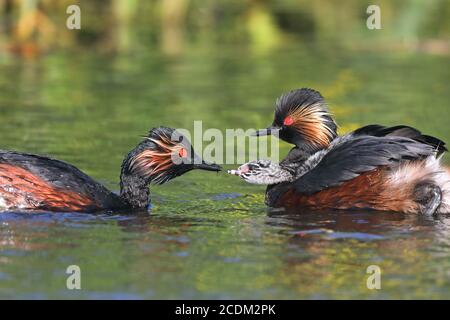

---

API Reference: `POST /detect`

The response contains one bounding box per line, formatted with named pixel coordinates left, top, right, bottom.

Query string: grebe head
left=254, top=88, right=337, bottom=152
left=120, top=127, right=221, bottom=208
left=123, top=126, right=221, bottom=185
left=227, top=160, right=293, bottom=185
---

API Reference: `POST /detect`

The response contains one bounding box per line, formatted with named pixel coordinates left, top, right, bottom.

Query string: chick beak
left=227, top=165, right=248, bottom=176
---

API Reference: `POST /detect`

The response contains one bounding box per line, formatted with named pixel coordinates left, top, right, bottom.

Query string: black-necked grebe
left=229, top=88, right=449, bottom=214
left=0, top=127, right=221, bottom=212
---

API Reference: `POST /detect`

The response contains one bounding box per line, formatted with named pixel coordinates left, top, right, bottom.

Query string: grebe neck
left=119, top=142, right=153, bottom=209
left=119, top=172, right=150, bottom=209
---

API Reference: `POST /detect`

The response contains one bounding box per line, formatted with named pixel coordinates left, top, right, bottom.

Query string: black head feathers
left=255, top=88, right=338, bottom=152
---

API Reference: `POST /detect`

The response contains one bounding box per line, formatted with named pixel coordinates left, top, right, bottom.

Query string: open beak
left=194, top=161, right=222, bottom=172
left=227, top=169, right=241, bottom=176
left=227, top=164, right=249, bottom=176
left=250, top=126, right=281, bottom=137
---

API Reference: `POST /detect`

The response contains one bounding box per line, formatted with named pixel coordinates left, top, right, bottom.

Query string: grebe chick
left=0, top=127, right=221, bottom=213
left=231, top=89, right=449, bottom=214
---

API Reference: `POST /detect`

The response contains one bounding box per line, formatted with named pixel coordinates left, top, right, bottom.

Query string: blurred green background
left=1, top=0, right=450, bottom=55
left=0, top=0, right=449, bottom=300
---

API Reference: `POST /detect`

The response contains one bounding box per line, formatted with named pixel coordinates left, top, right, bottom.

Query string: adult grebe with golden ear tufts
left=0, top=127, right=221, bottom=212
left=230, top=88, right=450, bottom=215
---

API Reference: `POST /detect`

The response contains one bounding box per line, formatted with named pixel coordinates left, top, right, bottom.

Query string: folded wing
left=294, top=136, right=438, bottom=194
left=352, top=124, right=447, bottom=155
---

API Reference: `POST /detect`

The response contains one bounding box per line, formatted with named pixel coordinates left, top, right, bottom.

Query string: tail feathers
left=387, top=158, right=450, bottom=213
left=442, top=166, right=450, bottom=213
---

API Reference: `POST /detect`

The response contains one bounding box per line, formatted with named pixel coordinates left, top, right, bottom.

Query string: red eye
left=178, top=148, right=187, bottom=158
left=283, top=116, right=294, bottom=126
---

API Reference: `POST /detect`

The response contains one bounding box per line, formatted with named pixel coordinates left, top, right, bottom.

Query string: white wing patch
left=0, top=196, right=7, bottom=209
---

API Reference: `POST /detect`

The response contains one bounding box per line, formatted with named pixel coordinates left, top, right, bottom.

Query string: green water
left=0, top=44, right=449, bottom=299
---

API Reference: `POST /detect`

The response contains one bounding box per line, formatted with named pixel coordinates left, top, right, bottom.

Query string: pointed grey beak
left=250, top=127, right=281, bottom=137
left=194, top=161, right=222, bottom=172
